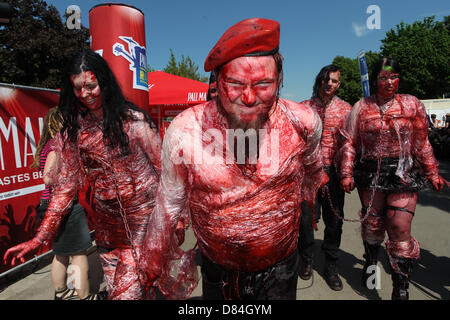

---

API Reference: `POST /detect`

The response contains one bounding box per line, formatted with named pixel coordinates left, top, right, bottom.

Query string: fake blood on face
left=218, top=56, right=278, bottom=126
left=376, top=70, right=399, bottom=101
left=71, top=71, right=103, bottom=118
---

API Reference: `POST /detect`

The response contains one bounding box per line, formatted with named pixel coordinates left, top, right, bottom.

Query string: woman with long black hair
left=340, top=57, right=447, bottom=300
left=4, top=50, right=162, bottom=300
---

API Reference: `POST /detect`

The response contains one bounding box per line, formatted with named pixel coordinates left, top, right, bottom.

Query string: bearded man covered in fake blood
left=140, top=18, right=327, bottom=300
left=4, top=50, right=162, bottom=300
left=340, top=57, right=447, bottom=300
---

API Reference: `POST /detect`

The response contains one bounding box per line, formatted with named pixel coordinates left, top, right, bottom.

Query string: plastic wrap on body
left=36, top=110, right=161, bottom=250
left=302, top=96, right=352, bottom=168
left=340, top=94, right=440, bottom=183
left=141, top=99, right=325, bottom=299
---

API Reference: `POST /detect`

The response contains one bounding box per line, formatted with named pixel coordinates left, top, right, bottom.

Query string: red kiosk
left=148, top=71, right=209, bottom=138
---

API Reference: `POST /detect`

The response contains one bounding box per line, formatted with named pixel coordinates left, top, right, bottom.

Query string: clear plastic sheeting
left=385, top=237, right=420, bottom=276
left=36, top=109, right=162, bottom=251
left=340, top=94, right=440, bottom=182
left=302, top=96, right=352, bottom=168
left=360, top=211, right=386, bottom=244
left=141, top=99, right=326, bottom=299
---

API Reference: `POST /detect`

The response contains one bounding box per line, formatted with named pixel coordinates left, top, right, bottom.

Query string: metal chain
left=323, top=107, right=386, bottom=223
left=91, top=117, right=146, bottom=287
left=106, top=152, right=146, bottom=286
left=323, top=157, right=381, bottom=223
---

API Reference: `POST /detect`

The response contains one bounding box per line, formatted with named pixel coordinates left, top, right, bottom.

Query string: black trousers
left=298, top=166, right=345, bottom=263
left=200, top=250, right=300, bottom=300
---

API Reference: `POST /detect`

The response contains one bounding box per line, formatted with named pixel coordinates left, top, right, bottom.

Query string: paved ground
left=0, top=160, right=449, bottom=301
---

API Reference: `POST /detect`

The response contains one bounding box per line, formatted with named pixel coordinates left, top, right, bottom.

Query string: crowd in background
left=428, top=113, right=450, bottom=160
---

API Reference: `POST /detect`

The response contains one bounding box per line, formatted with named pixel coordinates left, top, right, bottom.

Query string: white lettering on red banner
left=0, top=117, right=43, bottom=171
left=187, top=92, right=207, bottom=102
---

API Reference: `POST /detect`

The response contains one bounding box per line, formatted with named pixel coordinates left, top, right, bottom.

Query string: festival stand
left=148, top=71, right=209, bottom=139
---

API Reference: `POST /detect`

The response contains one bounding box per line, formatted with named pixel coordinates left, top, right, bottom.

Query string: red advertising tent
left=147, top=71, right=209, bottom=138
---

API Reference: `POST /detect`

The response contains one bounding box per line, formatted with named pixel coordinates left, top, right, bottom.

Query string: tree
left=332, top=16, right=449, bottom=102
left=0, top=0, right=90, bottom=88
left=163, top=49, right=208, bottom=82
left=381, top=16, right=450, bottom=99
left=444, top=15, right=450, bottom=31
left=333, top=51, right=380, bottom=105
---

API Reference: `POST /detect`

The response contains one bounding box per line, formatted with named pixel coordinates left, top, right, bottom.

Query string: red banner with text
left=0, top=84, right=59, bottom=273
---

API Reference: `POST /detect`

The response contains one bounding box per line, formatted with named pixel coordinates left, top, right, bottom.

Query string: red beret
left=204, top=18, right=280, bottom=72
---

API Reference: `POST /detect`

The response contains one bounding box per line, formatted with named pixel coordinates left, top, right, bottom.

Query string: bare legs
left=51, top=252, right=90, bottom=299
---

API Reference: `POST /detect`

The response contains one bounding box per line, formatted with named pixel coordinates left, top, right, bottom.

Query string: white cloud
left=352, top=22, right=370, bottom=37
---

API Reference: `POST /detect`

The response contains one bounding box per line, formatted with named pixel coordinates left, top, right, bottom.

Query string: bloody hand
left=175, top=220, right=185, bottom=246
left=3, top=238, right=42, bottom=267
left=429, top=175, right=448, bottom=192
left=340, top=177, right=355, bottom=193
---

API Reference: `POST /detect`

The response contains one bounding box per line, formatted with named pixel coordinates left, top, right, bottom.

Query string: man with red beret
left=140, top=18, right=327, bottom=300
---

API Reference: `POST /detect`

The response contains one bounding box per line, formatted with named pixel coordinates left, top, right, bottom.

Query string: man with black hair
left=297, top=65, right=352, bottom=291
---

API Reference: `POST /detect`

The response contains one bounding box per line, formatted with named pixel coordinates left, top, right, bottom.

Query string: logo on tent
left=113, top=36, right=148, bottom=92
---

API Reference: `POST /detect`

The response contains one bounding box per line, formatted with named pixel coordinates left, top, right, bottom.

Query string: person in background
left=206, top=72, right=217, bottom=101
left=340, top=56, right=447, bottom=300
left=430, top=114, right=438, bottom=128
left=31, top=107, right=95, bottom=300
left=4, top=50, right=162, bottom=300
left=297, top=65, right=352, bottom=291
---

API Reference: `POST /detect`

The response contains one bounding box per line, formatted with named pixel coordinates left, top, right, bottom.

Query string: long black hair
left=58, top=49, right=153, bottom=155
left=370, top=56, right=401, bottom=94
left=312, top=64, right=340, bottom=97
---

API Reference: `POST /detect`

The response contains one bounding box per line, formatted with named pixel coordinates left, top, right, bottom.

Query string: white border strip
left=0, top=184, right=45, bottom=201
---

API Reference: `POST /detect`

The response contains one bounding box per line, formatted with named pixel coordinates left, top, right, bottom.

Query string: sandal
left=81, top=290, right=108, bottom=300
left=54, top=287, right=78, bottom=300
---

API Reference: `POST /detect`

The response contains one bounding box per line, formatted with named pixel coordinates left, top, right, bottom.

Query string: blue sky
left=45, top=0, right=450, bottom=102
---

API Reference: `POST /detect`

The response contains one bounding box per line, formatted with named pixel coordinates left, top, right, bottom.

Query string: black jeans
left=298, top=166, right=345, bottom=263
left=200, top=250, right=300, bottom=300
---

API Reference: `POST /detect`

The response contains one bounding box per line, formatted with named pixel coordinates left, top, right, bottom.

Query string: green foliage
left=0, top=0, right=90, bottom=88
left=381, top=16, right=450, bottom=99
left=143, top=65, right=156, bottom=73
left=163, top=49, right=208, bottom=82
left=333, top=51, right=380, bottom=105
left=332, top=15, right=449, bottom=102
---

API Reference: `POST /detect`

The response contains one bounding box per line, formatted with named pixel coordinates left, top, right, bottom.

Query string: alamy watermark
left=65, top=5, right=81, bottom=30
left=365, top=265, right=381, bottom=290
left=169, top=128, right=281, bottom=175
left=66, top=264, right=81, bottom=290
left=366, top=5, right=381, bottom=30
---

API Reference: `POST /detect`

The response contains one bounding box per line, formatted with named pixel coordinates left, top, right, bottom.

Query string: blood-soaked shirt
left=35, top=110, right=162, bottom=249
left=340, top=94, right=439, bottom=181
left=141, top=99, right=326, bottom=299
left=301, top=96, right=352, bottom=167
